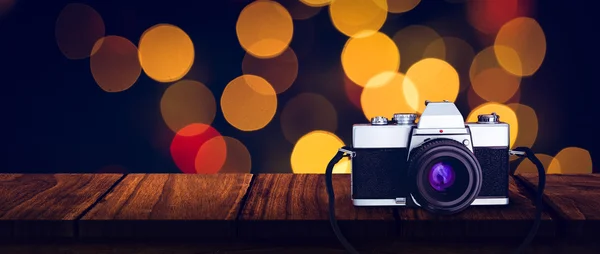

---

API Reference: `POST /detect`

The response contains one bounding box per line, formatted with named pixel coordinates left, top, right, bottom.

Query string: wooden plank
left=238, top=174, right=397, bottom=241
left=394, top=177, right=556, bottom=240
left=516, top=173, right=600, bottom=240
left=0, top=174, right=123, bottom=238
left=79, top=173, right=253, bottom=239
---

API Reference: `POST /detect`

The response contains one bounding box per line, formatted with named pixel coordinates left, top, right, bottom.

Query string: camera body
left=351, top=100, right=509, bottom=214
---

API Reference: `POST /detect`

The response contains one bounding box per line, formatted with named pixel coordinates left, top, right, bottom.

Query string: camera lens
left=428, top=161, right=456, bottom=192
left=408, top=139, right=482, bottom=215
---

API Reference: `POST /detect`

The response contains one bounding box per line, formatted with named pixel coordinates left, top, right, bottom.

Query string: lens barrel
left=407, top=139, right=482, bottom=215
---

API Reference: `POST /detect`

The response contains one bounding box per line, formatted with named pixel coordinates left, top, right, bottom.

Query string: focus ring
left=407, top=138, right=483, bottom=215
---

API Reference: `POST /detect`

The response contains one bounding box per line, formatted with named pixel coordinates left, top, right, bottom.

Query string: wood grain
left=79, top=173, right=253, bottom=240
left=238, top=174, right=555, bottom=241
left=516, top=173, right=600, bottom=240
left=238, top=174, right=397, bottom=241
left=0, top=174, right=123, bottom=238
left=396, top=177, right=555, bottom=240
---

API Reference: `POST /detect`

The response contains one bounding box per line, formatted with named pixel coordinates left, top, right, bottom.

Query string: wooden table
left=0, top=173, right=599, bottom=254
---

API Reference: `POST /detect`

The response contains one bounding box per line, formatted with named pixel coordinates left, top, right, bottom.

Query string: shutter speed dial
left=370, top=116, right=388, bottom=125
left=478, top=112, right=500, bottom=123
left=393, top=113, right=417, bottom=125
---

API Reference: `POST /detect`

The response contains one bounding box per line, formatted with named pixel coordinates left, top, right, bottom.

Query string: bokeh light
left=291, top=130, right=350, bottom=174
left=507, top=103, right=538, bottom=159
left=423, top=37, right=475, bottom=94
left=393, top=25, right=443, bottom=72
left=90, top=36, right=141, bottom=93
left=361, top=71, right=418, bottom=120
left=387, top=0, right=420, bottom=13
left=280, top=93, right=338, bottom=144
left=467, top=85, right=521, bottom=110
left=160, top=80, right=216, bottom=134
left=138, top=24, right=195, bottom=83
left=218, top=137, right=252, bottom=173
left=170, top=123, right=225, bottom=174
left=466, top=0, right=534, bottom=35
left=300, top=0, right=331, bottom=7
left=55, top=3, right=105, bottom=60
left=329, top=0, right=388, bottom=38
left=548, top=147, right=593, bottom=174
left=470, top=46, right=507, bottom=80
left=472, top=67, right=520, bottom=103
left=280, top=0, right=322, bottom=20
left=341, top=31, right=400, bottom=87
left=469, top=46, right=522, bottom=103
left=195, top=135, right=227, bottom=174
left=242, top=47, right=298, bottom=94
left=515, top=153, right=554, bottom=174
left=466, top=102, right=518, bottom=148
left=495, top=17, right=547, bottom=77
left=221, top=75, right=278, bottom=131
left=405, top=58, right=459, bottom=113
left=236, top=0, right=294, bottom=58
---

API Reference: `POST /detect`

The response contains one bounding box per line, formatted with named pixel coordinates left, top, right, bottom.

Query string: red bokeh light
left=170, top=123, right=226, bottom=174
left=466, top=0, right=534, bottom=35
left=194, top=136, right=227, bottom=174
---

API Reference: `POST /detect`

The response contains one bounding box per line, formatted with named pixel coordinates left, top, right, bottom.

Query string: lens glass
left=421, top=156, right=470, bottom=203
left=409, top=140, right=483, bottom=214
left=428, top=162, right=456, bottom=192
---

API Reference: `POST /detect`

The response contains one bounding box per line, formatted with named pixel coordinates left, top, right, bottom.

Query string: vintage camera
left=350, top=100, right=509, bottom=214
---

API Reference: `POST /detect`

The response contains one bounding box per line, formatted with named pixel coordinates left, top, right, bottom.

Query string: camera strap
left=510, top=147, right=547, bottom=254
left=325, top=146, right=359, bottom=254
left=325, top=146, right=546, bottom=254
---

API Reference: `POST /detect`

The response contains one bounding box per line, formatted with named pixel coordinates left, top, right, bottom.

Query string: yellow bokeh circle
left=423, top=37, right=475, bottom=94
left=341, top=31, right=400, bottom=87
left=300, top=0, right=331, bottom=7
left=236, top=0, right=294, bottom=58
left=221, top=75, right=278, bottom=131
left=160, top=80, right=216, bottom=134
left=138, top=24, right=195, bottom=83
left=387, top=0, right=421, bottom=13
left=291, top=130, right=350, bottom=174
left=329, top=0, right=388, bottom=38
left=469, top=46, right=522, bottom=103
left=470, top=46, right=520, bottom=81
left=472, top=67, right=520, bottom=103
left=466, top=102, right=519, bottom=148
left=548, top=147, right=593, bottom=174
left=495, top=17, right=546, bottom=77
left=405, top=58, right=459, bottom=113
left=361, top=71, right=419, bottom=120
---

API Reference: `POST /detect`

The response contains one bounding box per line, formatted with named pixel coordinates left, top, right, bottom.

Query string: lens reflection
left=428, top=162, right=456, bottom=191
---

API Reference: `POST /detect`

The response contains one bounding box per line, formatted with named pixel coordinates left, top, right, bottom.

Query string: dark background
left=0, top=0, right=596, bottom=174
